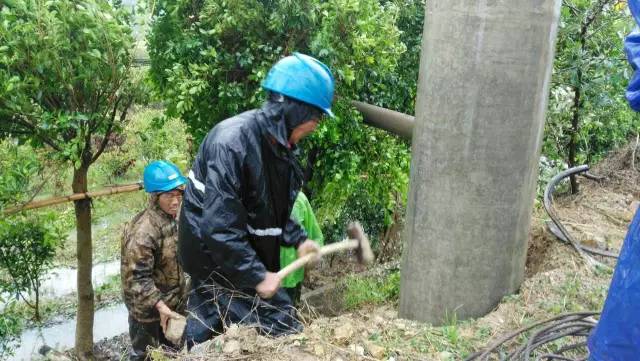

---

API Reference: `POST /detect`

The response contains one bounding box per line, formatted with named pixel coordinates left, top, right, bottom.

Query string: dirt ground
left=74, top=144, right=639, bottom=361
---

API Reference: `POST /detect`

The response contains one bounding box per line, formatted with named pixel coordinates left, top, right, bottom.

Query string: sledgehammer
left=277, top=221, right=374, bottom=279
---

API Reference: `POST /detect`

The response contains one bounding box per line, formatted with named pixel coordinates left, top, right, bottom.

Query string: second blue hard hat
left=143, top=160, right=187, bottom=193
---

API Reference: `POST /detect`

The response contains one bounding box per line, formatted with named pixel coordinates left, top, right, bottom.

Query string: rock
left=394, top=320, right=406, bottom=331
left=189, top=339, right=214, bottom=355
left=40, top=346, right=73, bottom=361
left=223, top=339, right=241, bottom=355
left=333, top=323, right=354, bottom=342
left=312, top=343, right=327, bottom=357
left=384, top=309, right=397, bottom=319
left=225, top=323, right=241, bottom=338
left=365, top=342, right=386, bottom=359
left=439, top=351, right=454, bottom=360
left=287, top=348, right=319, bottom=361
left=349, top=344, right=365, bottom=356
left=165, top=314, right=187, bottom=345
left=373, top=315, right=386, bottom=325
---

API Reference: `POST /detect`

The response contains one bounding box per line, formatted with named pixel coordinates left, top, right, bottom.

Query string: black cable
left=543, top=164, right=618, bottom=260
left=466, top=312, right=599, bottom=361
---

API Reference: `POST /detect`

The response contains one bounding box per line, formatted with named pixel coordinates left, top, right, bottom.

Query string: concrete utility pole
left=399, top=0, right=562, bottom=323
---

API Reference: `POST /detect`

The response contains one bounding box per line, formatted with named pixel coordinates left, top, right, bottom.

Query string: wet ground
left=10, top=304, right=129, bottom=361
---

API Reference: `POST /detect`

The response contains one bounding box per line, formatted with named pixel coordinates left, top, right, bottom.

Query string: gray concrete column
left=399, top=0, right=561, bottom=323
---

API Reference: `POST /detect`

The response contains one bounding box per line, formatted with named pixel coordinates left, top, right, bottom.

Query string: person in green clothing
left=281, top=191, right=324, bottom=304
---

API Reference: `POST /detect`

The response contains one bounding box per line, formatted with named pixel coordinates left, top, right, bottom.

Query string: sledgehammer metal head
left=346, top=221, right=374, bottom=264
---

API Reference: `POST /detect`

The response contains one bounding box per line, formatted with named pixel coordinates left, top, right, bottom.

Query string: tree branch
left=581, top=0, right=616, bottom=37
left=13, top=116, right=63, bottom=151
left=90, top=119, right=114, bottom=164
left=563, top=0, right=580, bottom=17
left=91, top=95, right=133, bottom=164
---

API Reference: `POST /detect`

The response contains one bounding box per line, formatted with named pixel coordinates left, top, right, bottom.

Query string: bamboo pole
left=3, top=182, right=143, bottom=215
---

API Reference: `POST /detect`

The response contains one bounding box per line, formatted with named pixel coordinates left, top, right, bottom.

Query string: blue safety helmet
left=262, top=52, right=335, bottom=117
left=143, top=160, right=187, bottom=193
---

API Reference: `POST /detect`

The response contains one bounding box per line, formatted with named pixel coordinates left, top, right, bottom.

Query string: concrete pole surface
left=399, top=0, right=561, bottom=324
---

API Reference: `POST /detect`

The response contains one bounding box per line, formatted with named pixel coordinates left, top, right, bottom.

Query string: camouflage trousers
left=128, top=315, right=175, bottom=361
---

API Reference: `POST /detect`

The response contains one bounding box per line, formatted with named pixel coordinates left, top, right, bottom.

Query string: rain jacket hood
left=262, top=92, right=323, bottom=144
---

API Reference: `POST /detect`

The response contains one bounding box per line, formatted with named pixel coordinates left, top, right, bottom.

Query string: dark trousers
left=184, top=281, right=302, bottom=347
left=128, top=315, right=174, bottom=361
left=284, top=283, right=302, bottom=305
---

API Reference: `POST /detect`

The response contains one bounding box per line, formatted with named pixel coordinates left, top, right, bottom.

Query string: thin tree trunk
left=34, top=286, right=40, bottom=321
left=569, top=72, right=581, bottom=194
left=73, top=165, right=94, bottom=360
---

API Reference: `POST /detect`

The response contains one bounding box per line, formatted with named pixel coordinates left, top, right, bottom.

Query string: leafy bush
left=0, top=297, right=21, bottom=359
left=148, top=0, right=416, bottom=243
left=545, top=2, right=638, bottom=188
left=0, top=215, right=63, bottom=320
left=0, top=139, right=42, bottom=209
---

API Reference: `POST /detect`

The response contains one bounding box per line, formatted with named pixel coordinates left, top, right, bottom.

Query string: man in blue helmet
left=121, top=160, right=189, bottom=360
left=178, top=53, right=335, bottom=343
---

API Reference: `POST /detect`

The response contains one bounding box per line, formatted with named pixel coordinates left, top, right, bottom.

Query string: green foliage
left=148, top=0, right=416, bottom=243
left=0, top=215, right=63, bottom=320
left=546, top=1, right=639, bottom=168
left=0, top=0, right=142, bottom=169
left=0, top=139, right=43, bottom=209
left=0, top=297, right=21, bottom=359
left=94, top=108, right=191, bottom=183
left=343, top=270, right=400, bottom=309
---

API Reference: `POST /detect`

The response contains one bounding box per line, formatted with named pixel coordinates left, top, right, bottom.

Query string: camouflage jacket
left=121, top=200, right=188, bottom=322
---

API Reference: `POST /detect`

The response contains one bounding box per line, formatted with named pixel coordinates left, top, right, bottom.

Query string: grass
left=343, top=270, right=400, bottom=310
left=318, top=243, right=613, bottom=360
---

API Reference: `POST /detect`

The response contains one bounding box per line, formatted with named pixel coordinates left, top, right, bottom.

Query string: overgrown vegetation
left=0, top=0, right=144, bottom=356
left=0, top=216, right=63, bottom=320
left=0, top=298, right=20, bottom=360
left=546, top=0, right=638, bottom=192
left=0, top=0, right=639, bottom=358
left=147, top=0, right=416, bottom=246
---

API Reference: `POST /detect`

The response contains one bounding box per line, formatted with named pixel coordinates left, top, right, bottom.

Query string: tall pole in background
left=399, top=0, right=562, bottom=323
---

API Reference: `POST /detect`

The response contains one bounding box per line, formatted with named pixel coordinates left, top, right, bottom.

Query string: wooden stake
left=3, top=183, right=143, bottom=215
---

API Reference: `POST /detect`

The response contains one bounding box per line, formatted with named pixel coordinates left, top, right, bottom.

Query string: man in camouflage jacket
left=121, top=160, right=189, bottom=360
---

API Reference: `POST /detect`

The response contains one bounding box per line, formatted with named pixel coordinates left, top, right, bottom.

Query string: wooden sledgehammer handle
left=276, top=239, right=360, bottom=279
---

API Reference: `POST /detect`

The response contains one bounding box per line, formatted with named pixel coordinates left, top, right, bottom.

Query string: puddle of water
left=9, top=303, right=129, bottom=361
left=39, top=260, right=121, bottom=299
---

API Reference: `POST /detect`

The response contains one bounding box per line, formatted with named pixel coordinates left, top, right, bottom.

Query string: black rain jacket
left=178, top=98, right=317, bottom=290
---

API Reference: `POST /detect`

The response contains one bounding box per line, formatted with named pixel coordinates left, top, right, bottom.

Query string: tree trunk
left=72, top=165, right=94, bottom=360
left=399, top=0, right=561, bottom=324
left=569, top=76, right=581, bottom=194
left=34, top=287, right=40, bottom=321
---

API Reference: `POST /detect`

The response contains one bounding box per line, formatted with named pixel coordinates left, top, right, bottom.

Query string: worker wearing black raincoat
left=178, top=53, right=335, bottom=345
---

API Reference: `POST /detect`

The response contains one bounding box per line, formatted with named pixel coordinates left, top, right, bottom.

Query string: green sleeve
left=280, top=192, right=324, bottom=288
